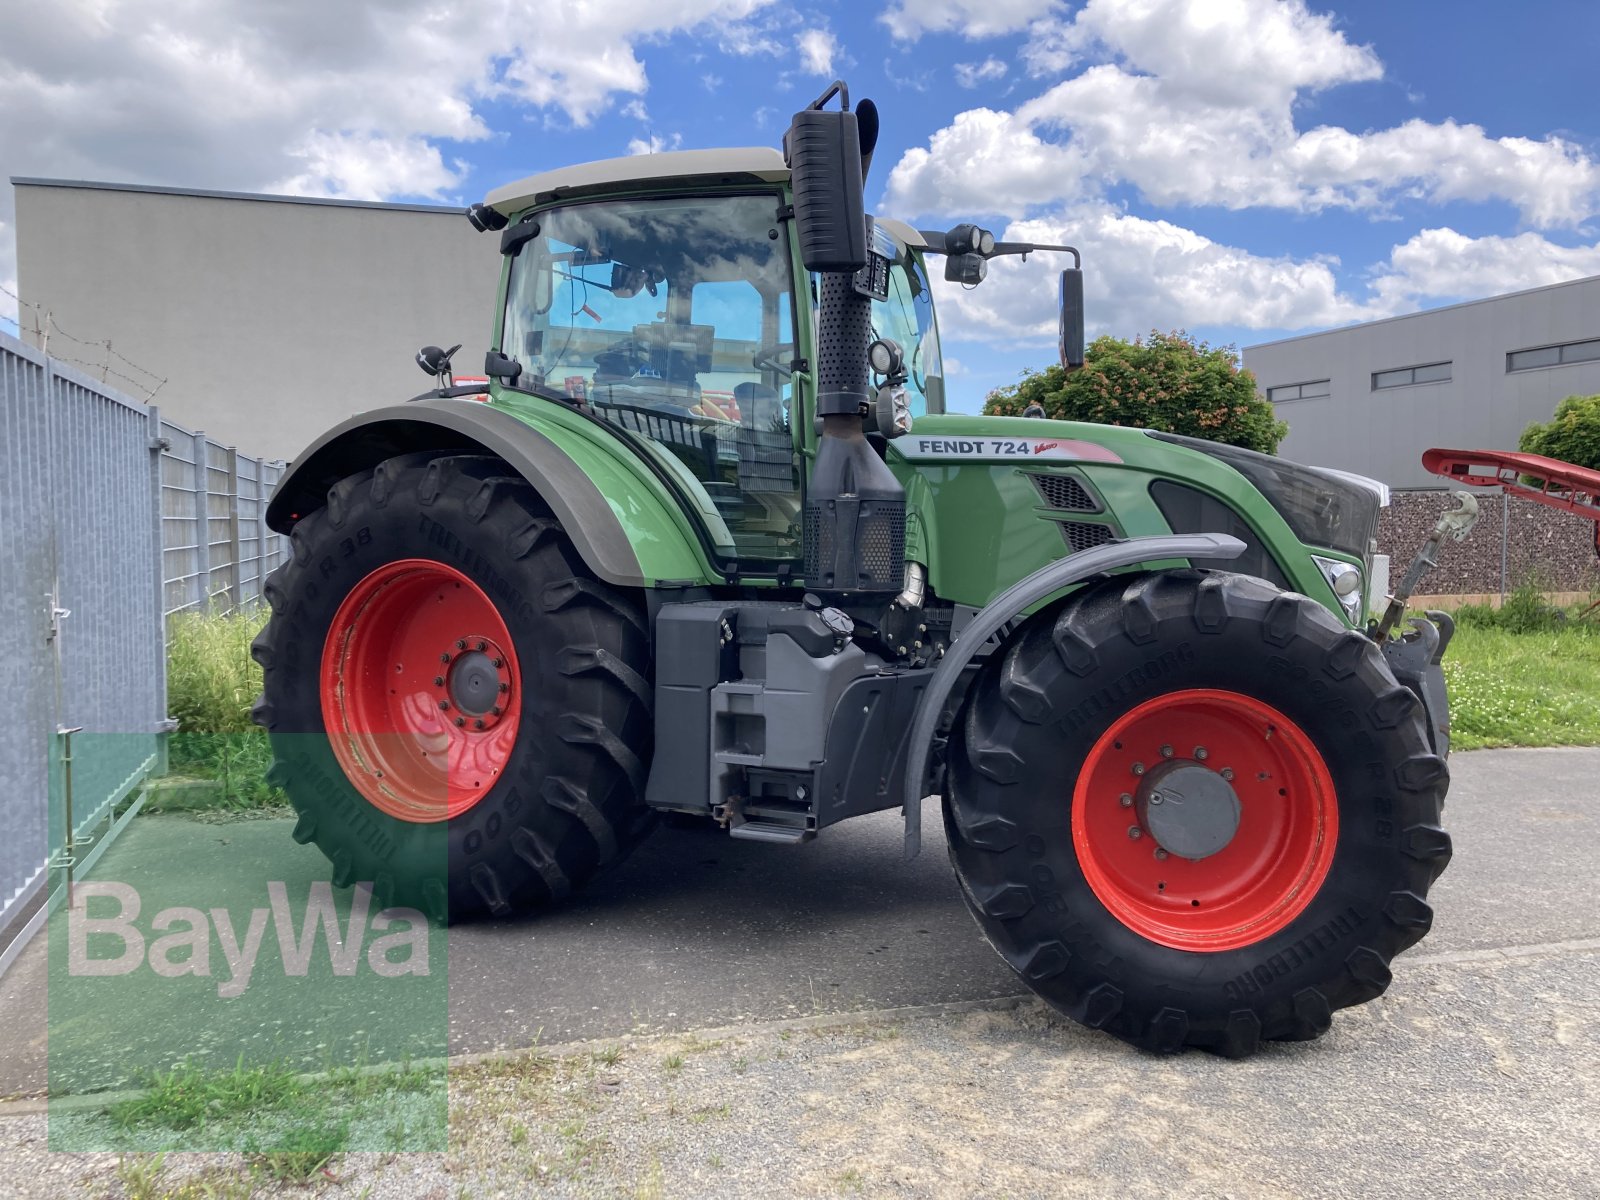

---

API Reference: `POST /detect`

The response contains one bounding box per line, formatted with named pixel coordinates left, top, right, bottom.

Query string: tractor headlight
left=1312, top=555, right=1365, bottom=625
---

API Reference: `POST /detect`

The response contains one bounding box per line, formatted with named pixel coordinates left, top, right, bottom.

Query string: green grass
left=109, top=1059, right=302, bottom=1132
left=1444, top=621, right=1600, bottom=750
left=245, top=1122, right=347, bottom=1183
left=163, top=607, right=283, bottom=810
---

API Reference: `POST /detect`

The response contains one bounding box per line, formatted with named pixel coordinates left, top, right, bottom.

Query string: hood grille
left=1029, top=473, right=1098, bottom=512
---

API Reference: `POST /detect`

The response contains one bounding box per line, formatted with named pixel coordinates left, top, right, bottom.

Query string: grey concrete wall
left=1243, top=276, right=1600, bottom=487
left=13, top=182, right=502, bottom=461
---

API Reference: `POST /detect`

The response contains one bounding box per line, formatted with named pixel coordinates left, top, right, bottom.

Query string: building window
left=1372, top=361, right=1451, bottom=390
left=1266, top=379, right=1330, bottom=402
left=1507, top=338, right=1600, bottom=372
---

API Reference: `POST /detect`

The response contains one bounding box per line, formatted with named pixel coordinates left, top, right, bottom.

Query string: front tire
left=945, top=571, right=1451, bottom=1056
left=251, top=452, right=654, bottom=921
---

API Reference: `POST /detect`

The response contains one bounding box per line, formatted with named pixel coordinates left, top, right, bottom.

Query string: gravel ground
left=3, top=940, right=1596, bottom=1200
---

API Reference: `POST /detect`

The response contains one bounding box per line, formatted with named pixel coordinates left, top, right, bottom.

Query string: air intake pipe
left=784, top=83, right=906, bottom=606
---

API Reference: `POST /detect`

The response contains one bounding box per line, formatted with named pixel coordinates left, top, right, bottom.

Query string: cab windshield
left=872, top=244, right=945, bottom=416
left=502, top=193, right=800, bottom=562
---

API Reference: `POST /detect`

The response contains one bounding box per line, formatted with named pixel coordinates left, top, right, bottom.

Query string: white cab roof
left=486, top=148, right=790, bottom=213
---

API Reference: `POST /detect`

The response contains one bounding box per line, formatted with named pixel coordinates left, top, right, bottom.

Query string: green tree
left=982, top=330, right=1288, bottom=454
left=1518, top=393, right=1600, bottom=471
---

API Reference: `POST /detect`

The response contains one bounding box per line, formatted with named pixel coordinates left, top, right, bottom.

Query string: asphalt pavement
left=1, top=747, right=1597, bottom=1097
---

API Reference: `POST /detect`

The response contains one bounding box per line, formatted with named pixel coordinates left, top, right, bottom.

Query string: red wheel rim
left=320, top=559, right=521, bottom=823
left=1071, top=689, right=1338, bottom=952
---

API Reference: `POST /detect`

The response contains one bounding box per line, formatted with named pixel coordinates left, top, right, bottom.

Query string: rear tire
left=250, top=452, right=655, bottom=921
left=945, top=570, right=1450, bottom=1056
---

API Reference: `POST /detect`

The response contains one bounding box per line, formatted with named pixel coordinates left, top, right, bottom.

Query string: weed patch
left=163, top=608, right=282, bottom=810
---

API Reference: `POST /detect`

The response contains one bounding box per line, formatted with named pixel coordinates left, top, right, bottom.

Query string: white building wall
left=1243, top=275, right=1600, bottom=487
left=13, top=180, right=502, bottom=462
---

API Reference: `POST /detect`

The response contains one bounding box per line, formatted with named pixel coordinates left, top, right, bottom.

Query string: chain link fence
left=0, top=328, right=287, bottom=974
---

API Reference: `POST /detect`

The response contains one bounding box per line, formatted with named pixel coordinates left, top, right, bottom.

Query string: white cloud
left=269, top=133, right=467, bottom=201
left=1368, top=228, right=1600, bottom=313
left=888, top=0, right=1600, bottom=236
left=881, top=0, right=1064, bottom=42
left=954, top=58, right=1008, bottom=88
left=887, top=107, right=1088, bottom=218
left=1029, top=0, right=1381, bottom=104
left=0, top=0, right=779, bottom=314
left=797, top=29, right=838, bottom=76
left=627, top=132, right=685, bottom=155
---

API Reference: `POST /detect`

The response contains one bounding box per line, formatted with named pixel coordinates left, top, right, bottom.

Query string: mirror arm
left=990, top=242, right=1080, bottom=269
left=917, top=230, right=1081, bottom=270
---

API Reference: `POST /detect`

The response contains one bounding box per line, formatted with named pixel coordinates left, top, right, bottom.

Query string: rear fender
left=266, top=399, right=715, bottom=588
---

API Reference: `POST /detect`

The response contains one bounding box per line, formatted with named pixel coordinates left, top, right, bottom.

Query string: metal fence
left=159, top=424, right=286, bottom=622
left=0, top=328, right=287, bottom=973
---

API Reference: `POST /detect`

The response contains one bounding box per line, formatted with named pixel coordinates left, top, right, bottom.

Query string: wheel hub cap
left=1136, top=762, right=1241, bottom=861
left=442, top=644, right=510, bottom=725
left=320, top=559, right=522, bottom=823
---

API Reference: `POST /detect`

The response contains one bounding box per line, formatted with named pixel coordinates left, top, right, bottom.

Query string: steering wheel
left=752, top=344, right=795, bottom=377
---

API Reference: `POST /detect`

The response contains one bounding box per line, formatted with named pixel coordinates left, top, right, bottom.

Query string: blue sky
left=4, top=1, right=1599, bottom=409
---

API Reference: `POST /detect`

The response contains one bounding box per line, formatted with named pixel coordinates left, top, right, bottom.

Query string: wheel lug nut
left=477, top=640, right=488, bottom=652
left=456, top=639, right=467, bottom=650
left=1221, top=768, right=1234, bottom=781
left=440, top=653, right=451, bottom=664
left=438, top=700, right=449, bottom=710
left=491, top=707, right=502, bottom=717
left=1160, top=744, right=1173, bottom=758
left=499, top=682, right=509, bottom=693
left=1194, top=747, right=1208, bottom=761
left=474, top=719, right=485, bottom=730
left=1119, top=793, right=1133, bottom=808
left=1131, top=762, right=1146, bottom=776
left=453, top=717, right=465, bottom=727
left=1154, top=848, right=1168, bottom=861
left=1128, top=826, right=1143, bottom=840
left=434, top=676, right=445, bottom=687
left=492, top=658, right=504, bottom=669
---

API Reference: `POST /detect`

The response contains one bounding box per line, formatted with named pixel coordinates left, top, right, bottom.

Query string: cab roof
left=486, top=148, right=790, bottom=214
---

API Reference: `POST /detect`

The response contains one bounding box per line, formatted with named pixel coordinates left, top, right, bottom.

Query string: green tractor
left=254, top=85, right=1456, bottom=1056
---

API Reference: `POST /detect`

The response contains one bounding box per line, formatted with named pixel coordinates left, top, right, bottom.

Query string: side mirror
left=945, top=253, right=987, bottom=285
left=1059, top=268, right=1085, bottom=370
left=784, top=82, right=868, bottom=273
left=484, top=350, right=522, bottom=384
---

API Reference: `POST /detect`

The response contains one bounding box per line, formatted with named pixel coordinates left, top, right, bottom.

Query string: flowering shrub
left=981, top=330, right=1287, bottom=454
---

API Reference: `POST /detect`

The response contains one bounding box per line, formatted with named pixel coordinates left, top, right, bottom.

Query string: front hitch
left=1370, top=490, right=1476, bottom=758
left=1382, top=610, right=1456, bottom=757
left=1374, top=491, right=1478, bottom=640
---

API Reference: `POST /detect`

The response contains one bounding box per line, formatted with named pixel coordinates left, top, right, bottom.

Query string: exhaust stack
left=785, top=83, right=906, bottom=605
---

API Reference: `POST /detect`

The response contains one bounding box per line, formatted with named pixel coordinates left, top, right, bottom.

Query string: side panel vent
left=1029, top=473, right=1099, bottom=512
left=1058, top=521, right=1116, bottom=554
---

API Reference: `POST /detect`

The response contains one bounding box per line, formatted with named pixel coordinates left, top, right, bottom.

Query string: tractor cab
left=480, top=155, right=947, bottom=565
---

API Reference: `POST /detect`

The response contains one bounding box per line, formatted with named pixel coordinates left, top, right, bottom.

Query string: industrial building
left=1243, top=274, right=1600, bottom=488
left=11, top=179, right=499, bottom=461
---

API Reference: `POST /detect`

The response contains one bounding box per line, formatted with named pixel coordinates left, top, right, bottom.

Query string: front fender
left=266, top=398, right=714, bottom=588
left=901, top=533, right=1246, bottom=858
